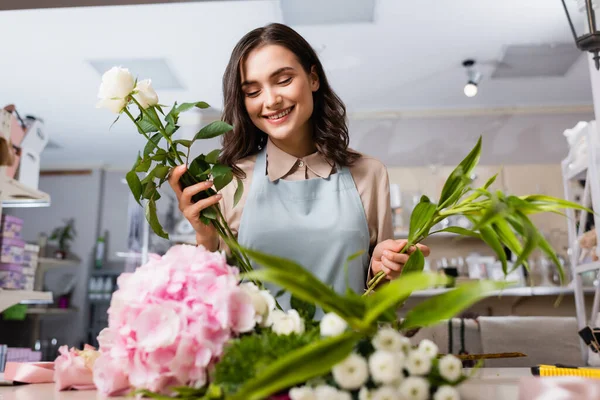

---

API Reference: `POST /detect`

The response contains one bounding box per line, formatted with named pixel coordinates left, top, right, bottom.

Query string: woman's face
left=241, top=44, right=319, bottom=149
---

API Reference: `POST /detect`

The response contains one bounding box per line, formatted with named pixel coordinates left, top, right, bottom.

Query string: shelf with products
left=0, top=174, right=50, bottom=210
left=0, top=289, right=52, bottom=313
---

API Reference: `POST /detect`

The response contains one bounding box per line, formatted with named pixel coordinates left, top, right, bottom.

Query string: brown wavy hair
left=220, top=23, right=360, bottom=177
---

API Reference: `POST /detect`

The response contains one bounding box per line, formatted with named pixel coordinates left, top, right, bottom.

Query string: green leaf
left=400, top=280, right=511, bottom=330
left=205, top=149, right=221, bottom=164
left=174, top=139, right=194, bottom=148
left=408, top=197, right=436, bottom=243
left=479, top=225, right=507, bottom=275
left=194, top=121, right=233, bottom=140
left=238, top=246, right=364, bottom=321
left=131, top=152, right=142, bottom=171
left=364, top=272, right=449, bottom=326
left=154, top=165, right=170, bottom=180
left=214, top=170, right=233, bottom=192
left=136, top=158, right=151, bottom=173
left=429, top=226, right=480, bottom=239
left=176, top=101, right=211, bottom=113
left=520, top=195, right=592, bottom=214
left=231, top=332, right=361, bottom=400
left=291, top=295, right=316, bottom=321
left=401, top=248, right=425, bottom=275
left=126, top=170, right=142, bottom=205
left=212, top=164, right=232, bottom=177
left=151, top=149, right=168, bottom=162
left=233, top=177, right=244, bottom=208
left=137, top=112, right=159, bottom=134
left=492, top=219, right=523, bottom=260
left=536, top=229, right=566, bottom=285
left=165, top=122, right=178, bottom=136
left=483, top=173, right=498, bottom=190
left=439, top=136, right=482, bottom=208
left=165, top=101, right=178, bottom=126
left=142, top=180, right=157, bottom=200
left=511, top=212, right=538, bottom=271
left=144, top=132, right=162, bottom=156
left=144, top=198, right=168, bottom=239
left=202, top=206, right=218, bottom=220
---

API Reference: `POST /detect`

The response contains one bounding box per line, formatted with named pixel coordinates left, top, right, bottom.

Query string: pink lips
left=263, top=106, right=294, bottom=125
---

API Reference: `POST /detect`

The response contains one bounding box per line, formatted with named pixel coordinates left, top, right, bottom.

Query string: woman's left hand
left=371, top=239, right=431, bottom=280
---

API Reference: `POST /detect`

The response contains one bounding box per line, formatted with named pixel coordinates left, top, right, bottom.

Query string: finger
left=382, top=250, right=409, bottom=264
left=381, top=256, right=403, bottom=272
left=386, top=270, right=401, bottom=280
left=416, top=244, right=431, bottom=257
left=381, top=239, right=406, bottom=253
left=181, top=181, right=214, bottom=207
left=168, top=165, right=187, bottom=199
left=184, top=193, right=222, bottom=220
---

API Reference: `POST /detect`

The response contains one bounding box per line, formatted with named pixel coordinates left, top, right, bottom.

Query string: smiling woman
left=169, top=23, right=430, bottom=310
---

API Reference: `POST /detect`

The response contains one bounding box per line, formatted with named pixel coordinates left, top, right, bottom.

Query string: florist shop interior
left=3, top=0, right=600, bottom=399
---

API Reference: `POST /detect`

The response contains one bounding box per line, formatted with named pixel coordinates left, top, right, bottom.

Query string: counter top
left=410, top=285, right=597, bottom=297
left=0, top=368, right=530, bottom=400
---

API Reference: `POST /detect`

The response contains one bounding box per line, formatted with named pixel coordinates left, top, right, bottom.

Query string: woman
left=169, top=23, right=429, bottom=307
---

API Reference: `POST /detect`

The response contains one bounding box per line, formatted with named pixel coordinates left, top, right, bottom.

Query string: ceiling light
left=462, top=59, right=482, bottom=98
left=562, top=0, right=600, bottom=70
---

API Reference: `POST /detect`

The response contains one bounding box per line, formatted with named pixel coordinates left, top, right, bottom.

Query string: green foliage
left=213, top=328, right=320, bottom=395
left=49, top=218, right=76, bottom=252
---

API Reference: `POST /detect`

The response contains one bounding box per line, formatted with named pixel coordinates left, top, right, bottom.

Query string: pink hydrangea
left=93, top=245, right=256, bottom=396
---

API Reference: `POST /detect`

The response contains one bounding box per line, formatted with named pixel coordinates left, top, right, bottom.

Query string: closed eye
left=245, top=90, right=260, bottom=98
left=278, top=77, right=292, bottom=85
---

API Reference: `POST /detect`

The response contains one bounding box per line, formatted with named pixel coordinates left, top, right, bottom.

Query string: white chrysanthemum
left=314, top=385, right=350, bottom=400
left=399, top=376, right=430, bottom=400
left=289, top=386, right=317, bottom=400
left=372, top=327, right=405, bottom=352
left=433, top=385, right=461, bottom=400
left=336, top=391, right=353, bottom=400
left=320, top=312, right=348, bottom=337
left=368, top=350, right=404, bottom=385
left=418, top=339, right=439, bottom=359
left=372, top=386, right=400, bottom=400
left=358, top=386, right=371, bottom=400
left=399, top=336, right=413, bottom=354
left=269, top=309, right=305, bottom=335
left=438, top=355, right=463, bottom=382
left=332, top=353, right=369, bottom=390
left=406, top=350, right=432, bottom=375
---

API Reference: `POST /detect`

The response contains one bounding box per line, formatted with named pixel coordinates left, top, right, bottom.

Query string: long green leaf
left=401, top=248, right=425, bottom=275
left=137, top=112, right=159, bottom=134
left=144, top=133, right=162, bottom=156
left=233, top=177, right=244, bottom=208
left=401, top=280, right=511, bottom=330
left=520, top=195, right=592, bottom=213
left=144, top=198, right=168, bottom=239
left=429, top=226, right=481, bottom=239
left=511, top=212, right=538, bottom=271
left=176, top=101, right=211, bottom=114
left=439, top=136, right=482, bottom=208
left=231, top=332, right=361, bottom=400
left=491, top=220, right=523, bottom=257
left=194, top=121, right=233, bottom=140
left=408, top=197, right=436, bottom=243
left=142, top=180, right=156, bottom=200
left=536, top=230, right=566, bottom=285
left=364, top=272, right=449, bottom=326
left=483, top=173, right=498, bottom=190
left=479, top=225, right=507, bottom=275
left=136, top=158, right=151, bottom=173
left=174, top=139, right=194, bottom=148
left=126, top=170, right=142, bottom=205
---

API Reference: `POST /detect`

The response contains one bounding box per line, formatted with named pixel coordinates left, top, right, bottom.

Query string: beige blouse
left=216, top=138, right=393, bottom=261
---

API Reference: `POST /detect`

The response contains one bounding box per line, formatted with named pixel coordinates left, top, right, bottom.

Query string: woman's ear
left=310, top=66, right=320, bottom=92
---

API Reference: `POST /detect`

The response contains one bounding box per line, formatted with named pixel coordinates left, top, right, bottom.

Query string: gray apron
left=237, top=147, right=371, bottom=314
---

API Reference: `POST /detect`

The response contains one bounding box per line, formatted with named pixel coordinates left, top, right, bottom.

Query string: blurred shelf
left=90, top=269, right=124, bottom=277
left=26, top=307, right=78, bottom=315
left=565, top=162, right=588, bottom=181
left=0, top=289, right=52, bottom=313
left=38, top=255, right=81, bottom=268
left=0, top=175, right=50, bottom=208
left=410, top=286, right=597, bottom=298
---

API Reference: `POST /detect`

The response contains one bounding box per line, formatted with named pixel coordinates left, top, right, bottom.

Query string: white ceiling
left=0, top=0, right=595, bottom=169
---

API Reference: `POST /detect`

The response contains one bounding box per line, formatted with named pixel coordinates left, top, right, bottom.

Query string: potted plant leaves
left=49, top=218, right=76, bottom=259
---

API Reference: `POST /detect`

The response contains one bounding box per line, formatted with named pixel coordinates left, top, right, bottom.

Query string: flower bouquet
left=88, top=66, right=589, bottom=399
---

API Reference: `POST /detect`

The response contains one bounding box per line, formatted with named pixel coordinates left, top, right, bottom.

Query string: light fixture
left=462, top=59, right=482, bottom=98
left=561, top=0, right=600, bottom=70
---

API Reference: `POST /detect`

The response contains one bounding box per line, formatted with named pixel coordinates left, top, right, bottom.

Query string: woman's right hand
left=168, top=165, right=222, bottom=251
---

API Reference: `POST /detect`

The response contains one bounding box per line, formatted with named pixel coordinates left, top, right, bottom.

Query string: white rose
left=372, top=327, right=405, bottom=352
left=433, top=385, right=460, bottom=400
left=96, top=66, right=135, bottom=114
left=418, top=339, right=439, bottom=359
left=133, top=79, right=159, bottom=109
left=240, top=282, right=276, bottom=327
left=358, top=386, right=371, bottom=400
left=320, top=312, right=348, bottom=337
left=406, top=350, right=431, bottom=376
left=368, top=350, right=404, bottom=385
left=332, top=353, right=369, bottom=390
left=399, top=376, right=430, bottom=400
left=438, top=354, right=463, bottom=382
left=289, top=386, right=316, bottom=400
left=270, top=309, right=305, bottom=335
left=372, top=386, right=400, bottom=400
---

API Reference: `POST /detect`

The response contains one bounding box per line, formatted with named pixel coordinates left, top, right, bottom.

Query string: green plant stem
left=123, top=108, right=151, bottom=142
